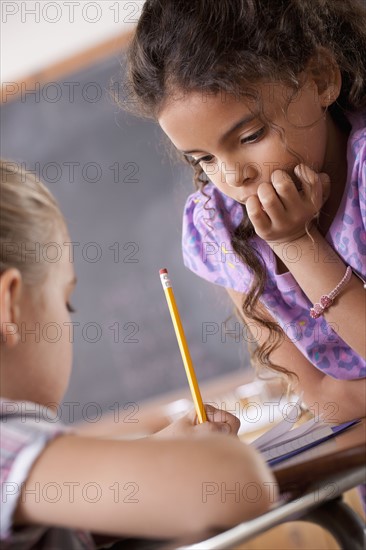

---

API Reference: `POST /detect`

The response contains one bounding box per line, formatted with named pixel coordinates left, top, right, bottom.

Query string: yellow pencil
left=159, top=268, right=207, bottom=423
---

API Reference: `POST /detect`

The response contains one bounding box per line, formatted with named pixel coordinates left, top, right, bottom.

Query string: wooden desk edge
left=273, top=419, right=366, bottom=493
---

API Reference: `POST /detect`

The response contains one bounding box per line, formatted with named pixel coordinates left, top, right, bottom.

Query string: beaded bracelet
left=309, top=266, right=352, bottom=319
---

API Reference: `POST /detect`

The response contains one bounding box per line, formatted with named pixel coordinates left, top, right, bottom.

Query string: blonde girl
left=0, top=161, right=275, bottom=548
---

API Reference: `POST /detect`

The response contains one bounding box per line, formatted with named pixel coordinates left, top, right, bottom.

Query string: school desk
left=174, top=418, right=366, bottom=550
left=90, top=374, right=365, bottom=550
left=99, top=419, right=365, bottom=549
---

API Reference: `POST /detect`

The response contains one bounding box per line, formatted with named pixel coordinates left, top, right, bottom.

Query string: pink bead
left=320, top=295, right=333, bottom=308
left=310, top=303, right=324, bottom=319
left=309, top=266, right=352, bottom=319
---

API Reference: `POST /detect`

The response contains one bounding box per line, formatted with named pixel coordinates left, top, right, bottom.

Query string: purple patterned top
left=182, top=112, right=366, bottom=380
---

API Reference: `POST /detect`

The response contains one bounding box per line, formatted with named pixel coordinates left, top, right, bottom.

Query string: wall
left=1, top=49, right=249, bottom=423
left=1, top=1, right=144, bottom=82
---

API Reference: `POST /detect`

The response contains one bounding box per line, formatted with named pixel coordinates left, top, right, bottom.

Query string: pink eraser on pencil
left=159, top=268, right=168, bottom=275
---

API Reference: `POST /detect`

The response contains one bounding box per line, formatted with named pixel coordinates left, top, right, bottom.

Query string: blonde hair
left=0, top=160, right=65, bottom=284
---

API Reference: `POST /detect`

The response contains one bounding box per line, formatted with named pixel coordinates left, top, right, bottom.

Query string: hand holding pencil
left=153, top=404, right=240, bottom=438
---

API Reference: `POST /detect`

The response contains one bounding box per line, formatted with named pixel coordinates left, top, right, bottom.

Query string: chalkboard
left=1, top=53, right=248, bottom=423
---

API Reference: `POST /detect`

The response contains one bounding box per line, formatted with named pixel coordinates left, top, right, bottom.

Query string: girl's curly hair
left=122, top=0, right=366, bottom=381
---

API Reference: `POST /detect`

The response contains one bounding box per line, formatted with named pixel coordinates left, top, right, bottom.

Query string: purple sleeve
left=354, top=127, right=366, bottom=230
left=182, top=186, right=254, bottom=292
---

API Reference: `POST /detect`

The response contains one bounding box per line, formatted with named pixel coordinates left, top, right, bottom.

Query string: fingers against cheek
left=309, top=170, right=329, bottom=210
left=257, top=180, right=286, bottom=217
left=246, top=194, right=263, bottom=216
left=271, top=170, right=300, bottom=208
left=246, top=194, right=271, bottom=233
left=295, top=164, right=324, bottom=208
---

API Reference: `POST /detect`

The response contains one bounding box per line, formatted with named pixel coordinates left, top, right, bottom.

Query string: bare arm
left=270, top=228, right=366, bottom=358
left=246, top=166, right=366, bottom=358
left=227, top=288, right=366, bottom=423
left=14, top=429, right=275, bottom=540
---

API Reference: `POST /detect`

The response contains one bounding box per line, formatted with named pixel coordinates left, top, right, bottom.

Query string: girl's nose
left=222, top=161, right=259, bottom=188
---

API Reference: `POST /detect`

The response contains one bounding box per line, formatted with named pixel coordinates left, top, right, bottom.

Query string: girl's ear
left=0, top=269, right=22, bottom=348
left=306, top=47, right=342, bottom=108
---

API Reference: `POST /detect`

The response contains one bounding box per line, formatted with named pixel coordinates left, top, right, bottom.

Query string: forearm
left=268, top=331, right=365, bottom=422
left=270, top=228, right=366, bottom=357
left=227, top=288, right=365, bottom=421
left=14, top=434, right=275, bottom=539
left=74, top=404, right=170, bottom=438
left=317, top=375, right=366, bottom=423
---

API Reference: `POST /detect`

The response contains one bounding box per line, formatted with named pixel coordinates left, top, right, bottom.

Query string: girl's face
left=1, top=228, right=76, bottom=408
left=158, top=80, right=331, bottom=205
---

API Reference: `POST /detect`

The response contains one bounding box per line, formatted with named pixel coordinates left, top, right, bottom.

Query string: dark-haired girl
left=126, top=0, right=366, bottom=423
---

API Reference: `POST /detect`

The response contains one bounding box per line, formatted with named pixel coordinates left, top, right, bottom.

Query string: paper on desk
left=256, top=416, right=324, bottom=451
left=261, top=425, right=334, bottom=461
left=251, top=394, right=303, bottom=451
left=252, top=417, right=361, bottom=466
left=264, top=419, right=360, bottom=466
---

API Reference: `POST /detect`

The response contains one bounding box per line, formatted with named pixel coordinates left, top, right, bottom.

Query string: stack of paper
left=251, top=399, right=359, bottom=465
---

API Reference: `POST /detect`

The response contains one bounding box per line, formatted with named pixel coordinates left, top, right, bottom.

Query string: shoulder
left=0, top=399, right=70, bottom=541
left=0, top=398, right=69, bottom=476
left=183, top=184, right=243, bottom=235
left=348, top=110, right=366, bottom=169
left=346, top=111, right=366, bottom=223
left=0, top=398, right=68, bottom=431
left=0, top=398, right=71, bottom=476
left=182, top=185, right=255, bottom=290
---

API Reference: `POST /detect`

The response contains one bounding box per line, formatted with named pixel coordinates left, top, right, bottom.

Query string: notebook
left=250, top=398, right=360, bottom=466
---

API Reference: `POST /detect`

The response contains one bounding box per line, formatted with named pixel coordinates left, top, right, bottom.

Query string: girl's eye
left=192, top=155, right=215, bottom=167
left=241, top=127, right=265, bottom=144
left=67, top=302, right=76, bottom=313
left=187, top=127, right=266, bottom=167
